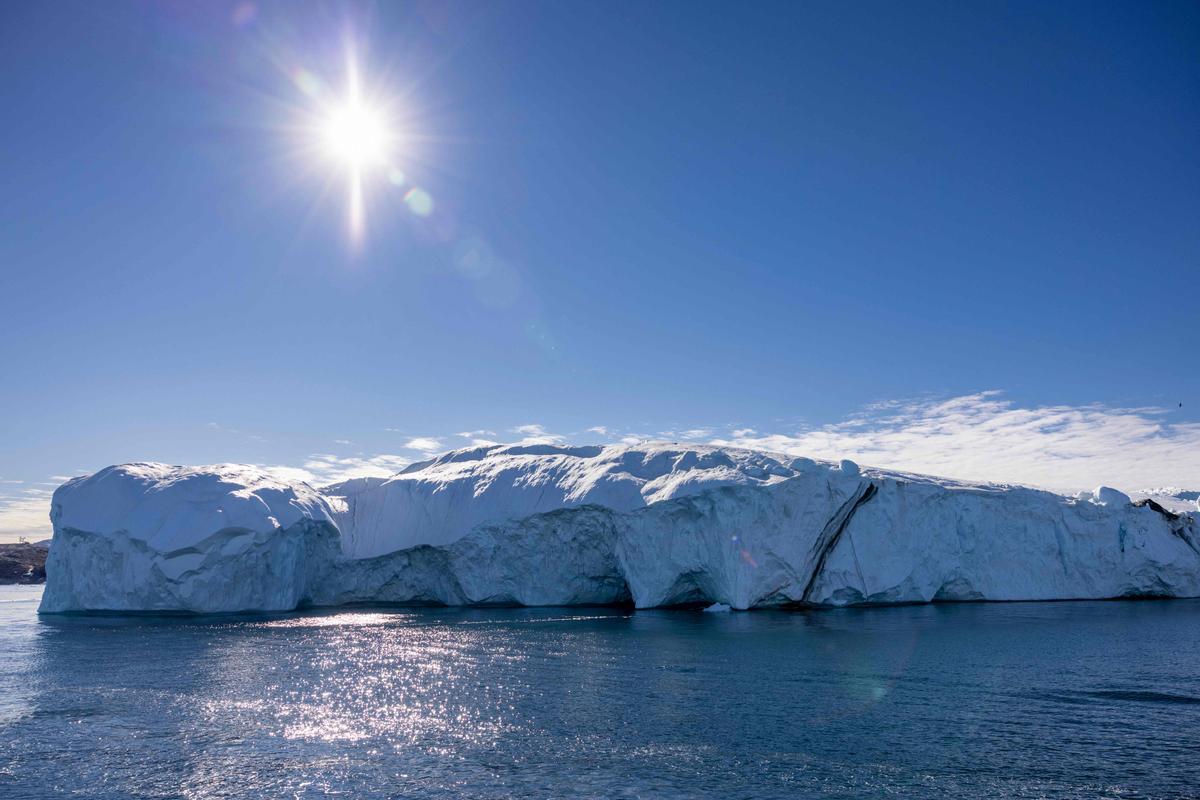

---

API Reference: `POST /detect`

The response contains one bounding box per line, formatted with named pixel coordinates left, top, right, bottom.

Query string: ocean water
left=2, top=585, right=1198, bottom=799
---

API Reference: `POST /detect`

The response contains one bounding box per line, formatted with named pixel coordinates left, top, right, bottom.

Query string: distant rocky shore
left=0, top=543, right=48, bottom=584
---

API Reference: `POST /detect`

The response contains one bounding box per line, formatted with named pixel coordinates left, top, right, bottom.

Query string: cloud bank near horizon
left=709, top=392, right=1199, bottom=492
left=247, top=392, right=1200, bottom=492
left=2, top=392, right=1196, bottom=542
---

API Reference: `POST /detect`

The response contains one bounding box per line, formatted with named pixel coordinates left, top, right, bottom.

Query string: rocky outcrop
left=0, top=543, right=48, bottom=585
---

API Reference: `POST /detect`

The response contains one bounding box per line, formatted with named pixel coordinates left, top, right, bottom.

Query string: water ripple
left=2, top=589, right=1200, bottom=798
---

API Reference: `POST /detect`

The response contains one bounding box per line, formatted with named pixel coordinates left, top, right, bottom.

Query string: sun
left=289, top=46, right=430, bottom=248
left=307, top=57, right=398, bottom=248
left=322, top=100, right=389, bottom=169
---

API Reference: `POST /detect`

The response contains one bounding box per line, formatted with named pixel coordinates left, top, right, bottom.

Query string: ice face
left=38, top=444, right=1200, bottom=613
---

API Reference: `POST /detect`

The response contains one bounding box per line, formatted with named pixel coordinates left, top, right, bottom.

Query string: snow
left=1092, top=486, right=1131, bottom=507
left=38, top=443, right=1200, bottom=614
left=51, top=463, right=333, bottom=551
left=323, top=443, right=798, bottom=557
left=1130, top=487, right=1200, bottom=516
left=41, top=464, right=336, bottom=613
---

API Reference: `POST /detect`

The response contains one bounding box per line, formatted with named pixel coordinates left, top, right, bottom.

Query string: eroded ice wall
left=38, top=446, right=1200, bottom=613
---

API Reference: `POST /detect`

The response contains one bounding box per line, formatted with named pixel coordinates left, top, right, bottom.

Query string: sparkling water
left=2, top=585, right=1198, bottom=798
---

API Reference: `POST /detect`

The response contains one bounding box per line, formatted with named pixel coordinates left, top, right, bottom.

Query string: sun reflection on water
left=260, top=612, right=406, bottom=629
left=198, top=614, right=533, bottom=748
left=14, top=602, right=1200, bottom=797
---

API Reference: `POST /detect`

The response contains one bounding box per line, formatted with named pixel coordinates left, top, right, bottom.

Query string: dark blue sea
left=2, top=585, right=1198, bottom=799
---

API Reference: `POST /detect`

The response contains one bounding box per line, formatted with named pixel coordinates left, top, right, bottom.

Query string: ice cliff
left=38, top=443, right=1200, bottom=613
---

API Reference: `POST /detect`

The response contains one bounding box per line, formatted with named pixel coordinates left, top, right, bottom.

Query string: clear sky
left=1, top=0, right=1198, bottom=540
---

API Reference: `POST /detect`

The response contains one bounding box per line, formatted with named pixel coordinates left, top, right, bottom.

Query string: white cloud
left=5, top=393, right=1193, bottom=542
left=711, top=391, right=1200, bottom=492
left=455, top=430, right=499, bottom=446
left=333, top=439, right=353, bottom=446
left=294, top=453, right=412, bottom=485
left=0, top=487, right=55, bottom=543
left=512, top=423, right=547, bottom=436
left=403, top=437, right=443, bottom=454
left=257, top=464, right=324, bottom=485
left=511, top=423, right=565, bottom=444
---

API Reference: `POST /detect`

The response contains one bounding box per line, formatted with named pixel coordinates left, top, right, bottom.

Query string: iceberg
left=39, top=443, right=1200, bottom=614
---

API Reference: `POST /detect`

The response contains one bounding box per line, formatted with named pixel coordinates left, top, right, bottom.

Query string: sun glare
left=307, top=57, right=399, bottom=248
left=289, top=45, right=432, bottom=249
left=322, top=101, right=389, bottom=169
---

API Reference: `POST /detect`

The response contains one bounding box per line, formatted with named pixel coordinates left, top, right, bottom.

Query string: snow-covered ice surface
left=1131, top=487, right=1200, bottom=516
left=321, top=443, right=798, bottom=556
left=39, top=444, right=1200, bottom=613
left=41, top=464, right=336, bottom=613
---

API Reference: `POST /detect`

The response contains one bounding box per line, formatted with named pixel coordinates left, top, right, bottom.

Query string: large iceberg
left=39, top=443, right=1200, bottom=613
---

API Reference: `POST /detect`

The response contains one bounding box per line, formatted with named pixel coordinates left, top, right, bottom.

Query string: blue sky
left=1, top=1, right=1198, bottom=539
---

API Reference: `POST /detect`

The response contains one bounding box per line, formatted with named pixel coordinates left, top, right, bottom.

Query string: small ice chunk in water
left=703, top=602, right=732, bottom=613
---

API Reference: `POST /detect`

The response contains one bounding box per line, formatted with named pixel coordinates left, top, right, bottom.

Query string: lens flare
left=292, top=68, right=323, bottom=99
left=402, top=186, right=433, bottom=217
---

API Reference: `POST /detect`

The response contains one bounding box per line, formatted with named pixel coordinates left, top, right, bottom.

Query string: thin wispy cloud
left=711, top=391, right=1200, bottom=492
left=0, top=487, right=56, bottom=542
left=511, top=423, right=565, bottom=444
left=205, top=422, right=265, bottom=441
left=3, top=392, right=1195, bottom=543
left=293, top=453, right=412, bottom=486
left=453, top=430, right=499, bottom=447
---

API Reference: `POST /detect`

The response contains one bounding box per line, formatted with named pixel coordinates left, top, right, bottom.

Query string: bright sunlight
left=322, top=101, right=389, bottom=169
